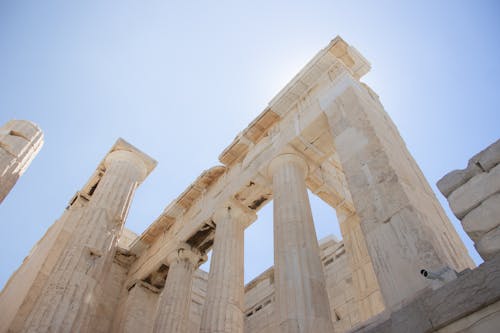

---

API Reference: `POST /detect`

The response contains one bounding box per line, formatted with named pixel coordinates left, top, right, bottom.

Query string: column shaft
left=23, top=151, right=147, bottom=332
left=271, top=154, right=334, bottom=333
left=153, top=248, right=199, bottom=333
left=200, top=203, right=249, bottom=333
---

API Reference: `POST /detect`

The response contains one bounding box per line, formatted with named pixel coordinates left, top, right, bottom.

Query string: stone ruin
left=0, top=36, right=498, bottom=333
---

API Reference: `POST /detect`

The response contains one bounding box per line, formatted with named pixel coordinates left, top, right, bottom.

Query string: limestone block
left=437, top=139, right=500, bottom=198
left=436, top=300, right=500, bottom=333
left=437, top=163, right=482, bottom=198
left=472, top=138, right=500, bottom=172
left=462, top=193, right=500, bottom=241
left=475, top=226, right=500, bottom=260
left=351, top=253, right=500, bottom=332
left=448, top=163, right=500, bottom=219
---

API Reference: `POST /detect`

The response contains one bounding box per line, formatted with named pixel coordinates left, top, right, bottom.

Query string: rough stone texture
left=473, top=139, right=500, bottom=171
left=0, top=120, right=43, bottom=204
left=349, top=253, right=500, bottom=333
left=448, top=163, right=500, bottom=219
left=439, top=139, right=500, bottom=260
left=437, top=164, right=482, bottom=199
left=462, top=193, right=500, bottom=241
left=475, top=226, right=500, bottom=260
left=437, top=139, right=500, bottom=198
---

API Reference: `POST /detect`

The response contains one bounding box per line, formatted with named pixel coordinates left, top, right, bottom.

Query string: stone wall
left=437, top=139, right=500, bottom=260
left=187, top=270, right=208, bottom=333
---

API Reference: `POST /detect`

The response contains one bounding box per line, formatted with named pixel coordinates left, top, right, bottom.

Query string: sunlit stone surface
left=1, top=36, right=496, bottom=333
left=0, top=120, right=43, bottom=204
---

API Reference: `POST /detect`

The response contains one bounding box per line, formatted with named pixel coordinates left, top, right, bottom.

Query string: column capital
left=101, top=138, right=157, bottom=182
left=268, top=151, right=309, bottom=178
left=213, top=198, right=257, bottom=227
left=165, top=243, right=205, bottom=267
left=104, top=150, right=149, bottom=179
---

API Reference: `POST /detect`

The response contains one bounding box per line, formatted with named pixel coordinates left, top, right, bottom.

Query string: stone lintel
left=349, top=253, right=500, bottom=333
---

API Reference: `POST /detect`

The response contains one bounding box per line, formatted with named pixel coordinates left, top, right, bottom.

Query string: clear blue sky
left=1, top=1, right=499, bottom=288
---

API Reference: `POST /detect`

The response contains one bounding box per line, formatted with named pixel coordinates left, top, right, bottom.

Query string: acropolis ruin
left=1, top=36, right=499, bottom=333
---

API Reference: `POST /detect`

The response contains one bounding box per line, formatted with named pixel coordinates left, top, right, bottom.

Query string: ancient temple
left=1, top=36, right=499, bottom=333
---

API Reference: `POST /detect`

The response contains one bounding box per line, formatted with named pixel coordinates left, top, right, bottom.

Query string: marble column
left=269, top=153, right=334, bottom=333
left=0, top=120, right=43, bottom=204
left=23, top=148, right=152, bottom=333
left=199, top=200, right=255, bottom=333
left=153, top=244, right=202, bottom=333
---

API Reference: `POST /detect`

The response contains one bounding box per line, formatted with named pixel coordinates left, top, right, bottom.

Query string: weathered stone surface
left=0, top=120, right=43, bottom=204
left=350, top=253, right=500, bottom=333
left=437, top=163, right=482, bottom=198
left=437, top=139, right=500, bottom=198
left=475, top=226, right=500, bottom=260
left=448, top=163, right=500, bottom=219
left=462, top=193, right=500, bottom=241
left=472, top=138, right=500, bottom=172
left=1, top=37, right=479, bottom=333
left=436, top=301, right=500, bottom=333
left=325, top=86, right=473, bottom=312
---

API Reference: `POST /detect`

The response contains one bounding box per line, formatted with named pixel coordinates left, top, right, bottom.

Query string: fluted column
left=0, top=120, right=43, bottom=204
left=153, top=244, right=203, bottom=333
left=200, top=200, right=255, bottom=333
left=23, top=148, right=151, bottom=333
left=269, top=153, right=334, bottom=333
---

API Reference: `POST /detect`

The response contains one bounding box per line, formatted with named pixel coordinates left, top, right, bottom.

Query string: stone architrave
left=269, top=152, right=335, bottom=333
left=199, top=200, right=256, bottom=333
left=23, top=144, right=155, bottom=332
left=153, top=244, right=203, bottom=333
left=0, top=120, right=43, bottom=204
